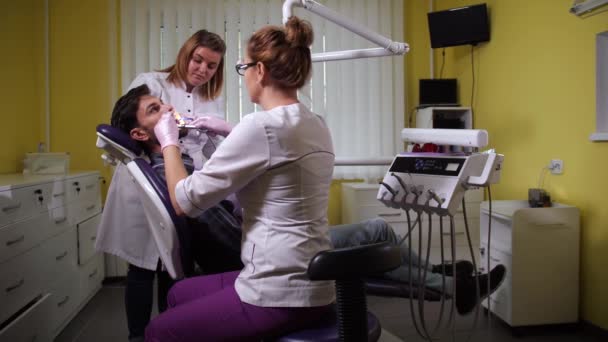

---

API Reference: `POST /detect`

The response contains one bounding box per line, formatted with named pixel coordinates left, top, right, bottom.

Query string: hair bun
left=285, top=16, right=314, bottom=48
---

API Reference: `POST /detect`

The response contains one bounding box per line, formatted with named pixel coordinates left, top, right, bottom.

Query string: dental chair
left=96, top=124, right=192, bottom=278
left=95, top=124, right=436, bottom=340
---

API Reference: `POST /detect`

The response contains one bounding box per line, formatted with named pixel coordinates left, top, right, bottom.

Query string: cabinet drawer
left=355, top=205, right=406, bottom=223
left=480, top=212, right=512, bottom=253
left=66, top=174, right=101, bottom=205
left=0, top=246, right=44, bottom=324
left=68, top=200, right=101, bottom=226
left=46, top=205, right=71, bottom=238
left=0, top=293, right=52, bottom=342
left=344, top=187, right=382, bottom=206
left=0, top=214, right=49, bottom=264
left=77, top=214, right=101, bottom=265
left=39, top=227, right=78, bottom=284
left=0, top=183, right=52, bottom=229
left=48, top=178, right=68, bottom=210
left=48, top=277, right=80, bottom=335
left=479, top=245, right=512, bottom=276
left=79, top=253, right=104, bottom=302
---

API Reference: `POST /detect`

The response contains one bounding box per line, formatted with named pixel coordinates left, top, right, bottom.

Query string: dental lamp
left=282, top=0, right=409, bottom=62
left=570, top=0, right=608, bottom=16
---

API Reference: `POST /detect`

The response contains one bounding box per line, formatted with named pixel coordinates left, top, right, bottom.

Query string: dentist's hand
left=154, top=112, right=180, bottom=151
left=191, top=116, right=233, bottom=137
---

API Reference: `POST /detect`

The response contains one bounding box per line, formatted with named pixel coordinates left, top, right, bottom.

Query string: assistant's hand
left=190, top=116, right=233, bottom=137
left=154, top=112, right=180, bottom=150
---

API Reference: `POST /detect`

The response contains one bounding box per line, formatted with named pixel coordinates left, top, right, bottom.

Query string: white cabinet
left=480, top=200, right=580, bottom=327
left=341, top=182, right=483, bottom=264
left=0, top=172, right=104, bottom=340
left=416, top=106, right=472, bottom=129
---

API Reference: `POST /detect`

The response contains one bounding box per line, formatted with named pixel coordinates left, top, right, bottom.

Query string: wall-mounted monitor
left=428, top=3, right=490, bottom=49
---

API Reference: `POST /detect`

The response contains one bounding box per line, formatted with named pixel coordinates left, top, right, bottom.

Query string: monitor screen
left=428, top=3, right=490, bottom=49
left=419, top=79, right=458, bottom=107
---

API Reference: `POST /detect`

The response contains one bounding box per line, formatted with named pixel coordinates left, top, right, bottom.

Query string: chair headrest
left=96, top=124, right=144, bottom=164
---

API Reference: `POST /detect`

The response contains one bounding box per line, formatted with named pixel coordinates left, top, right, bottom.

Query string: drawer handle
left=57, top=295, right=70, bottom=307
left=377, top=213, right=401, bottom=217
left=6, top=235, right=25, bottom=246
left=2, top=202, right=22, bottom=212
left=56, top=251, right=68, bottom=260
left=53, top=192, right=65, bottom=197
left=86, top=184, right=95, bottom=189
left=89, top=269, right=98, bottom=278
left=5, top=278, right=24, bottom=292
left=54, top=217, right=68, bottom=224
left=90, top=235, right=97, bottom=241
left=86, top=204, right=95, bottom=210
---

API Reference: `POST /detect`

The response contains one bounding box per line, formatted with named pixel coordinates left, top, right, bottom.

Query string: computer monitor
left=419, top=79, right=458, bottom=108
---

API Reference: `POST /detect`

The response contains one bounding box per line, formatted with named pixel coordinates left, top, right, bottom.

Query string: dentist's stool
left=276, top=242, right=401, bottom=342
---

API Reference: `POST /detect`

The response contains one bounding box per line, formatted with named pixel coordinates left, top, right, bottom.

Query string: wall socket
left=550, top=159, right=563, bottom=174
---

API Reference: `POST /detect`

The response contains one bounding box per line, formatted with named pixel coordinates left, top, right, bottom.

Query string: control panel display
left=389, top=156, right=465, bottom=176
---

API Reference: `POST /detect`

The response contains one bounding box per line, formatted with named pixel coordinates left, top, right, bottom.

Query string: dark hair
left=161, top=30, right=226, bottom=100
left=247, top=16, right=313, bottom=89
left=110, top=84, right=151, bottom=133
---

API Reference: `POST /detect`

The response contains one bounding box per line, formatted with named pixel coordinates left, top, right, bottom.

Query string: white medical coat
left=175, top=103, right=336, bottom=307
left=95, top=72, right=224, bottom=270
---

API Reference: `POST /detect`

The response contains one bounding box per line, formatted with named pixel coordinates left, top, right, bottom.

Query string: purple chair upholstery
left=97, top=124, right=144, bottom=156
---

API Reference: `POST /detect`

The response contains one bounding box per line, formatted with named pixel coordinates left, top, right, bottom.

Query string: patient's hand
left=190, top=116, right=233, bottom=137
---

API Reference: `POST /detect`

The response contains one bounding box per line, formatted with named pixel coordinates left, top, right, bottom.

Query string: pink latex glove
left=154, top=112, right=180, bottom=150
left=190, top=116, right=233, bottom=137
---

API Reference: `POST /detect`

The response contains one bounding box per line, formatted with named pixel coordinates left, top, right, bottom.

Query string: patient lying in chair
left=113, top=84, right=506, bottom=316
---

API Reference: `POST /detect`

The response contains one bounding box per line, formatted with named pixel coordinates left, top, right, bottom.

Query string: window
left=590, top=31, right=608, bottom=141
left=121, top=0, right=405, bottom=179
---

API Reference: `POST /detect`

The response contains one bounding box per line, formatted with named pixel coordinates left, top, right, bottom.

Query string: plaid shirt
left=149, top=152, right=243, bottom=260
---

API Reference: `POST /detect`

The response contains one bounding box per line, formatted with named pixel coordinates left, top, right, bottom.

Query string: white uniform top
left=175, top=103, right=336, bottom=307
left=95, top=72, right=224, bottom=270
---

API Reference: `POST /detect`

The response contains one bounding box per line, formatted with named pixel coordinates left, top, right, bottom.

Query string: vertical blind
left=121, top=0, right=405, bottom=179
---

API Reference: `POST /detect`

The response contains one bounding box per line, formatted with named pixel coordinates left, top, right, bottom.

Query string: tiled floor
left=55, top=283, right=602, bottom=342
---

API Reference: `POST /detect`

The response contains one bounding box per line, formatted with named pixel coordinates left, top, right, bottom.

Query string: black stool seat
left=276, top=311, right=381, bottom=342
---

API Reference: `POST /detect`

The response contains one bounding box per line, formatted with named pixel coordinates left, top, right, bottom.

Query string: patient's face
left=130, top=95, right=173, bottom=150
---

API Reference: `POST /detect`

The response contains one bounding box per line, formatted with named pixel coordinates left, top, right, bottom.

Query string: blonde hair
left=161, top=30, right=226, bottom=100
left=247, top=16, right=313, bottom=89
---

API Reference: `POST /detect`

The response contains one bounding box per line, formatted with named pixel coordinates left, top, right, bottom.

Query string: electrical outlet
left=550, top=159, right=563, bottom=175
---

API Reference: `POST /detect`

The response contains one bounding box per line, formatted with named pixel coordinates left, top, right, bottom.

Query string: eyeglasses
left=235, top=62, right=257, bottom=76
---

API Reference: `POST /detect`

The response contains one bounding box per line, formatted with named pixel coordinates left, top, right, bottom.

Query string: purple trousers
left=145, top=271, right=332, bottom=341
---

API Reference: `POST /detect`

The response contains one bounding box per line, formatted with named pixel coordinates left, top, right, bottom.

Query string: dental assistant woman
left=95, top=30, right=228, bottom=341
left=146, top=17, right=336, bottom=341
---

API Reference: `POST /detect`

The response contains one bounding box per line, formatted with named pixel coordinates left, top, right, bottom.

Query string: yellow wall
left=48, top=0, right=118, bottom=197
left=407, top=0, right=608, bottom=327
left=0, top=1, right=46, bottom=173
